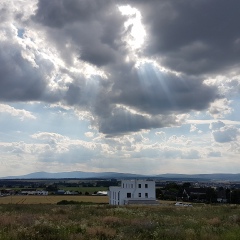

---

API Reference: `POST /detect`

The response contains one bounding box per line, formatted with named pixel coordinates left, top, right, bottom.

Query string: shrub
left=57, top=200, right=94, bottom=205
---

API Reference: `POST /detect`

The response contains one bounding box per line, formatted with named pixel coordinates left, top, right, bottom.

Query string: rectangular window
left=145, top=193, right=148, bottom=198
left=145, top=184, right=148, bottom=188
left=123, top=183, right=124, bottom=188
left=138, top=184, right=141, bottom=188
left=138, top=193, right=141, bottom=197
left=127, top=193, right=131, bottom=198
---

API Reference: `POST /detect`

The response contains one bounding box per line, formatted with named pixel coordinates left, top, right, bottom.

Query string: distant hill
left=154, top=173, right=240, bottom=181
left=0, top=171, right=146, bottom=179
left=1, top=171, right=240, bottom=181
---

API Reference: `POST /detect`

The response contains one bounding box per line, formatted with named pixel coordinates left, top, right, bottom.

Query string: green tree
left=230, top=190, right=240, bottom=204
left=156, top=188, right=163, bottom=199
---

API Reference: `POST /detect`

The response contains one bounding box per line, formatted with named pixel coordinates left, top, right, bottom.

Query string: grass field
left=0, top=195, right=109, bottom=204
left=0, top=203, right=240, bottom=239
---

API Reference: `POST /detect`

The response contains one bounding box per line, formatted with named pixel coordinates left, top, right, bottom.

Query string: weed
left=0, top=204, right=240, bottom=239
left=86, top=226, right=116, bottom=239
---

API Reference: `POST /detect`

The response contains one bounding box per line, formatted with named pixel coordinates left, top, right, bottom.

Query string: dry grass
left=86, top=226, right=116, bottom=239
left=207, top=217, right=222, bottom=226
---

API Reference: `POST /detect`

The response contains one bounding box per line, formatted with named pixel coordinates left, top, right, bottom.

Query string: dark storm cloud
left=0, top=42, right=48, bottom=102
left=97, top=108, right=179, bottom=136
left=0, top=6, right=8, bottom=23
left=0, top=0, right=225, bottom=135
left=33, top=0, right=107, bottom=28
left=110, top=63, right=218, bottom=115
left=130, top=0, right=240, bottom=75
left=32, top=0, right=127, bottom=67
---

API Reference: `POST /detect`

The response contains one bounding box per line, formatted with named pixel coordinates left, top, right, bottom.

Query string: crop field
left=0, top=203, right=240, bottom=239
left=0, top=195, right=109, bottom=204
left=0, top=187, right=109, bottom=194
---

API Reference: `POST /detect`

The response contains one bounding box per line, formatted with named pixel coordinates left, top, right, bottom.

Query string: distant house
left=36, top=190, right=48, bottom=196
left=21, top=189, right=37, bottom=195
left=108, top=179, right=158, bottom=205
left=1, top=189, right=15, bottom=195
left=92, top=191, right=108, bottom=196
left=56, top=190, right=65, bottom=195
left=21, top=189, right=48, bottom=195
left=64, top=191, right=78, bottom=195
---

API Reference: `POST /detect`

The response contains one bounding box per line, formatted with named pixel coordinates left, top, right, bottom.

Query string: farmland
left=0, top=195, right=109, bottom=204
left=0, top=201, right=240, bottom=239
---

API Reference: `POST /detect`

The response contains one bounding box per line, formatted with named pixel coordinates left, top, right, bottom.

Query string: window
left=138, top=184, right=141, bottom=188
left=138, top=193, right=141, bottom=197
left=127, top=193, right=131, bottom=198
left=145, top=184, right=148, bottom=188
left=123, top=183, right=124, bottom=188
left=145, top=193, right=148, bottom=198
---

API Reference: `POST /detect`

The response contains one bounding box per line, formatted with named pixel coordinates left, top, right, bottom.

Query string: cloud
left=208, top=98, right=232, bottom=118
left=210, top=121, right=240, bottom=143
left=229, top=142, right=240, bottom=154
left=0, top=0, right=228, bottom=136
left=207, top=151, right=222, bottom=158
left=32, top=0, right=127, bottom=67
left=181, top=149, right=201, bottom=159
left=96, top=107, right=181, bottom=136
left=2, top=0, right=240, bottom=176
left=31, top=132, right=69, bottom=143
left=0, top=104, right=36, bottom=120
left=111, top=63, right=218, bottom=114
left=155, top=131, right=166, bottom=141
left=190, top=124, right=197, bottom=132
left=212, top=126, right=239, bottom=143
left=209, top=121, right=225, bottom=130
left=0, top=40, right=49, bottom=102
left=130, top=0, right=240, bottom=75
left=188, top=120, right=240, bottom=126
left=85, top=132, right=95, bottom=138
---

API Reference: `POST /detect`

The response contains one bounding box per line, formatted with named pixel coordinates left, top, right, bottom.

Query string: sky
left=0, top=0, right=240, bottom=177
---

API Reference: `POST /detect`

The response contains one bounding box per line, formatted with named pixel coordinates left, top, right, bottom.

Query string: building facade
left=108, top=179, right=156, bottom=205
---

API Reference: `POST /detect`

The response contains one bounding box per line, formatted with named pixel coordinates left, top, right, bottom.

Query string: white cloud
left=190, top=124, right=197, bottom=132
left=155, top=131, right=166, bottom=141
left=208, top=98, right=232, bottom=119
left=210, top=121, right=240, bottom=143
left=0, top=104, right=36, bottom=120
left=207, top=151, right=222, bottom=158
left=85, top=132, right=95, bottom=138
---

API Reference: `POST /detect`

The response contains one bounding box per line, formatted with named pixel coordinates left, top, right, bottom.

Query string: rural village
left=1, top=178, right=240, bottom=204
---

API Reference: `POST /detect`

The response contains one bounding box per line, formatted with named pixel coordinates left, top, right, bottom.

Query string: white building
left=20, top=189, right=48, bottom=195
left=108, top=179, right=157, bottom=205
left=36, top=190, right=48, bottom=196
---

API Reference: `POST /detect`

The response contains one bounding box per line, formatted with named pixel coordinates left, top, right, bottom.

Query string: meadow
left=0, top=200, right=240, bottom=239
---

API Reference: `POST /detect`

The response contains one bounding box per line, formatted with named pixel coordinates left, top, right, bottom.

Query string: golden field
left=0, top=195, right=109, bottom=204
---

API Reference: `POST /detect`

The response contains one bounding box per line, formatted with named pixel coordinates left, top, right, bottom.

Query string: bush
left=57, top=200, right=94, bottom=205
